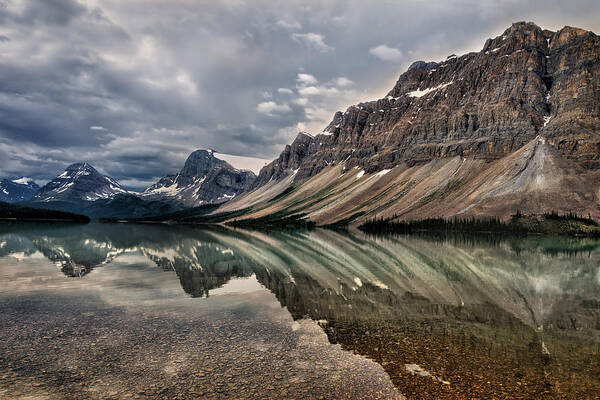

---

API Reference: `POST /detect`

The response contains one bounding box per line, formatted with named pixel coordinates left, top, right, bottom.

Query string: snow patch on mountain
left=11, top=177, right=34, bottom=185
left=407, top=81, right=454, bottom=98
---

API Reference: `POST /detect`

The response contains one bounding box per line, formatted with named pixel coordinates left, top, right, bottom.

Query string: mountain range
left=216, top=22, right=600, bottom=226
left=1, top=150, right=257, bottom=218
left=1, top=21, right=598, bottom=224
left=32, top=162, right=131, bottom=204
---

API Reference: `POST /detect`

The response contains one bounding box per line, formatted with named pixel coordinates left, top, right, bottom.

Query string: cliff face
left=258, top=22, right=600, bottom=180
left=220, top=22, right=600, bottom=224
left=252, top=132, right=316, bottom=188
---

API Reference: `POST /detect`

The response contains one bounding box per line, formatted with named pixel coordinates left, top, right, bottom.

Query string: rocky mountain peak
left=552, top=25, right=591, bottom=48
left=180, top=149, right=227, bottom=177
left=31, top=162, right=129, bottom=203
left=142, top=148, right=256, bottom=207
left=61, top=162, right=99, bottom=177
left=408, top=61, right=439, bottom=71
left=482, top=21, right=547, bottom=54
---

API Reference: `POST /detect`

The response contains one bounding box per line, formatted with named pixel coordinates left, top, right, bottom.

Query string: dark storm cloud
left=0, top=0, right=599, bottom=190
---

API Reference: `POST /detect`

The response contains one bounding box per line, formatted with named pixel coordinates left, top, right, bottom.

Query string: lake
left=1, top=223, right=599, bottom=399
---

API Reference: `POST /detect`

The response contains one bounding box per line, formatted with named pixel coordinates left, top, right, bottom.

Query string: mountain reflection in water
left=0, top=222, right=599, bottom=399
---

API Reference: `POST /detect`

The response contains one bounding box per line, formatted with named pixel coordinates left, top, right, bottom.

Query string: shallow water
left=0, top=223, right=599, bottom=399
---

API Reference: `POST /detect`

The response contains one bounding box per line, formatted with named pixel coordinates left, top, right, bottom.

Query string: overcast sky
left=1, top=0, right=599, bottom=190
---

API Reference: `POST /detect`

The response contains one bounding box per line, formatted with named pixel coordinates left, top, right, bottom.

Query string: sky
left=1, top=0, right=599, bottom=190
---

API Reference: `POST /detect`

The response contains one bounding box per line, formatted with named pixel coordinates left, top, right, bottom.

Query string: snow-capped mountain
left=31, top=163, right=131, bottom=204
left=142, top=149, right=256, bottom=207
left=0, top=177, right=40, bottom=203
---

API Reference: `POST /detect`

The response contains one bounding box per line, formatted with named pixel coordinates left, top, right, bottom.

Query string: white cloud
left=292, top=32, right=332, bottom=52
left=298, top=86, right=339, bottom=96
left=296, top=73, right=318, bottom=85
left=293, top=97, right=309, bottom=106
left=298, top=86, right=320, bottom=96
left=277, top=88, right=294, bottom=95
left=276, top=20, right=301, bottom=30
left=369, top=44, right=403, bottom=62
left=90, top=126, right=107, bottom=131
left=256, top=101, right=292, bottom=114
left=334, top=77, right=354, bottom=87
left=304, top=106, right=331, bottom=121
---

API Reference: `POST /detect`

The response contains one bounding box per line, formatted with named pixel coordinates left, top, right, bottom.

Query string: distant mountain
left=217, top=22, right=600, bottom=226
left=142, top=149, right=256, bottom=207
left=31, top=163, right=130, bottom=205
left=81, top=193, right=182, bottom=219
left=22, top=162, right=197, bottom=219
left=0, top=177, right=40, bottom=203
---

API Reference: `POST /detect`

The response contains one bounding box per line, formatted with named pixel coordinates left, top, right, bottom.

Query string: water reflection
left=1, top=222, right=599, bottom=399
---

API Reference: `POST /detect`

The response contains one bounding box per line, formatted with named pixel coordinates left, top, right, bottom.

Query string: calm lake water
left=1, top=223, right=599, bottom=399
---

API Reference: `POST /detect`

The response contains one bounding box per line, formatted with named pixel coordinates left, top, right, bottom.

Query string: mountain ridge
left=217, top=21, right=600, bottom=226
left=255, top=22, right=600, bottom=183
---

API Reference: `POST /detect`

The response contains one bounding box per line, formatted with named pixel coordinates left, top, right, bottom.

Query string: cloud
left=292, top=97, right=309, bottom=106
left=298, top=86, right=339, bottom=96
left=276, top=20, right=301, bottom=30
left=90, top=126, right=107, bottom=131
left=296, top=73, right=318, bottom=85
left=291, top=32, right=332, bottom=52
left=369, top=44, right=403, bottom=62
left=0, top=0, right=599, bottom=188
left=256, top=101, right=292, bottom=115
left=334, top=77, right=354, bottom=87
